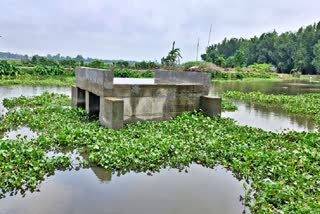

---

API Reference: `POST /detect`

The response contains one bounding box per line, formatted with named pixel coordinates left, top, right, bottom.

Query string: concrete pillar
left=99, top=97, right=124, bottom=130
left=71, top=86, right=85, bottom=109
left=85, top=91, right=100, bottom=116
left=199, top=96, right=222, bottom=117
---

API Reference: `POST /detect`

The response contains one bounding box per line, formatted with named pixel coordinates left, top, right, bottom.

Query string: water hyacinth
left=0, top=92, right=319, bottom=213
left=223, top=91, right=320, bottom=126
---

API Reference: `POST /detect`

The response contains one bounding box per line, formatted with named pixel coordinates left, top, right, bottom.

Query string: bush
left=113, top=60, right=129, bottom=68
left=34, top=65, right=70, bottom=76
left=113, top=68, right=154, bottom=78
left=0, top=60, right=19, bottom=76
left=182, top=61, right=211, bottom=70
left=86, top=60, right=106, bottom=69
left=248, top=63, right=274, bottom=72
left=207, top=69, right=277, bottom=80
left=134, top=61, right=157, bottom=70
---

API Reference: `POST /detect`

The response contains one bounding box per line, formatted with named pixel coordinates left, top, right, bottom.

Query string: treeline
left=202, top=21, right=320, bottom=74
left=0, top=57, right=157, bottom=78
left=0, top=52, right=136, bottom=65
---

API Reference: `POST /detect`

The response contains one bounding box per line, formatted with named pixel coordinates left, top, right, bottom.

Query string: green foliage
left=312, top=41, right=320, bottom=73
left=223, top=91, right=320, bottom=124
left=113, top=68, right=154, bottom=78
left=34, top=65, right=73, bottom=76
left=225, top=56, right=236, bottom=67
left=0, top=139, right=71, bottom=198
left=86, top=60, right=106, bottom=69
left=113, top=60, right=129, bottom=68
left=203, top=21, right=320, bottom=74
left=248, top=63, right=274, bottom=72
left=182, top=61, right=212, bottom=70
left=1, top=93, right=320, bottom=212
left=234, top=49, right=246, bottom=67
left=222, top=100, right=238, bottom=111
left=208, top=70, right=277, bottom=80
left=59, top=59, right=78, bottom=68
left=0, top=60, right=19, bottom=76
left=161, top=41, right=182, bottom=66
left=134, top=61, right=157, bottom=70
left=0, top=75, right=75, bottom=86
left=32, top=56, right=60, bottom=67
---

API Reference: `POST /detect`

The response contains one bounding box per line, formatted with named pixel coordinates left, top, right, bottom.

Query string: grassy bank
left=0, top=93, right=319, bottom=212
left=0, top=75, right=75, bottom=86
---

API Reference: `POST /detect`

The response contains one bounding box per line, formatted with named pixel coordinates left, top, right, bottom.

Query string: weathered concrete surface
left=85, top=91, right=100, bottom=116
left=71, top=86, right=85, bottom=108
left=155, top=70, right=211, bottom=94
left=72, top=67, right=221, bottom=129
left=99, top=97, right=124, bottom=130
left=76, top=67, right=113, bottom=96
left=199, top=96, right=222, bottom=117
left=109, top=84, right=203, bottom=123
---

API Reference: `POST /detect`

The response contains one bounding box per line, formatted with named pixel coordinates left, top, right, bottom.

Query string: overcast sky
left=1, top=0, right=320, bottom=62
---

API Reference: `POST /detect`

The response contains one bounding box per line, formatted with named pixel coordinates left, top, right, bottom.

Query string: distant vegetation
left=202, top=21, right=320, bottom=74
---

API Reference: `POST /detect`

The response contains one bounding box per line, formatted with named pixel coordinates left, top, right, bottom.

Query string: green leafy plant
left=1, top=93, right=319, bottom=212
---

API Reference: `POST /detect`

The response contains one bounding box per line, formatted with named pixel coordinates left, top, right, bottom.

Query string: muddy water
left=1, top=80, right=319, bottom=214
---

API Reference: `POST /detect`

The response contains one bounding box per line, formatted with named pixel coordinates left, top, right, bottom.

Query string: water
left=0, top=85, right=247, bottom=214
left=1, top=80, right=319, bottom=213
left=0, top=165, right=248, bottom=214
left=211, top=80, right=319, bottom=132
left=3, top=127, right=37, bottom=140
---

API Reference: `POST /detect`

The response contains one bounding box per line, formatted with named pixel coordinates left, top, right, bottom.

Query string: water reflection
left=0, top=164, right=248, bottom=214
left=211, top=80, right=320, bottom=132
left=223, top=102, right=316, bottom=132
left=3, top=127, right=38, bottom=140
left=0, top=85, right=70, bottom=115
left=211, top=79, right=320, bottom=95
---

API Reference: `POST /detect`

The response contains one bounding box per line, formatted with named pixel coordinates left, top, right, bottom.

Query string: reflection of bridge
left=91, top=165, right=112, bottom=183
left=72, top=67, right=221, bottom=129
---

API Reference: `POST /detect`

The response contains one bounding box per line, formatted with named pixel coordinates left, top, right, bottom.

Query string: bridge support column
left=99, top=97, right=124, bottom=130
left=85, top=91, right=100, bottom=116
left=71, top=86, right=85, bottom=109
left=199, top=96, right=222, bottom=117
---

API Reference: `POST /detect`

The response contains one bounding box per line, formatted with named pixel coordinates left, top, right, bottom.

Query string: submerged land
left=1, top=21, right=320, bottom=213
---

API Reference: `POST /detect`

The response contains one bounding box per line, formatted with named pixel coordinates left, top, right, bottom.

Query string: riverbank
left=0, top=75, right=75, bottom=86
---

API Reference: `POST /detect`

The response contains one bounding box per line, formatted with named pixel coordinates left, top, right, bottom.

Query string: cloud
left=0, top=0, right=319, bottom=61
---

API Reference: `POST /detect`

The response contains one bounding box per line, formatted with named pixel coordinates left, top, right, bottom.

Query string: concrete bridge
left=72, top=67, right=221, bottom=129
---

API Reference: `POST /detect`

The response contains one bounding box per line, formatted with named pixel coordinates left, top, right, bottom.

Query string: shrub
left=86, top=60, right=106, bottom=69
left=34, top=65, right=67, bottom=76
left=134, top=61, right=157, bottom=70
left=113, top=68, right=154, bottom=78
left=248, top=63, right=274, bottom=72
left=0, top=60, right=19, bottom=76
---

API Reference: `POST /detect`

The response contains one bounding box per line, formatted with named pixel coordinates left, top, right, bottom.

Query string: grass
left=0, top=93, right=319, bottom=212
left=0, top=75, right=75, bottom=86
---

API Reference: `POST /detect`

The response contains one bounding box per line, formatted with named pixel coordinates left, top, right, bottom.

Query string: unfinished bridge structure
left=72, top=67, right=221, bottom=129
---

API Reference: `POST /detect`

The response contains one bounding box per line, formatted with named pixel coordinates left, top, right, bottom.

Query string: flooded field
left=1, top=79, right=319, bottom=213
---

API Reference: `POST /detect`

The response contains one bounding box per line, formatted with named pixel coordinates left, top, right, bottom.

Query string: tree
left=312, top=41, right=320, bottom=73
left=161, top=41, right=182, bottom=66
left=234, top=49, right=245, bottom=67
left=201, top=21, right=320, bottom=74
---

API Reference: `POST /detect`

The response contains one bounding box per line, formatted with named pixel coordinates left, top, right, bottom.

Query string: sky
left=1, top=0, right=320, bottom=62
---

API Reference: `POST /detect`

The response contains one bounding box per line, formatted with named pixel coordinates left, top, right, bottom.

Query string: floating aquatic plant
left=0, top=92, right=319, bottom=212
